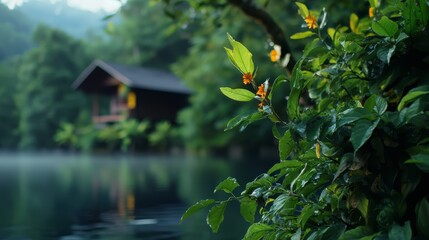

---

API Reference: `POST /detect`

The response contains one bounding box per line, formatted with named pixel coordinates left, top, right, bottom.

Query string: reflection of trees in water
left=177, top=157, right=231, bottom=204
left=177, top=157, right=269, bottom=240
left=0, top=153, right=260, bottom=239
left=0, top=154, right=186, bottom=237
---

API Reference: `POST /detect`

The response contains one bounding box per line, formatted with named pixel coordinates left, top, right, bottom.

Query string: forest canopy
left=0, top=0, right=369, bottom=152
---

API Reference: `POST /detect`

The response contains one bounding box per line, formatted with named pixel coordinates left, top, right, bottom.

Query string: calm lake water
left=0, top=152, right=273, bottom=240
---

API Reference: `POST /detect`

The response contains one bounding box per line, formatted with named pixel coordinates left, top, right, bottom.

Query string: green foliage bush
left=182, top=0, right=429, bottom=239
left=55, top=119, right=182, bottom=152
left=15, top=25, right=91, bottom=149
left=148, top=121, right=175, bottom=149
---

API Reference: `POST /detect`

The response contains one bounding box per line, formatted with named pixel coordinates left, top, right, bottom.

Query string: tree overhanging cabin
left=72, top=60, right=191, bottom=124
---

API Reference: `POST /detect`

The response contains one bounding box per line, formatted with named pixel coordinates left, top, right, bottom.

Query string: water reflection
left=0, top=152, right=272, bottom=239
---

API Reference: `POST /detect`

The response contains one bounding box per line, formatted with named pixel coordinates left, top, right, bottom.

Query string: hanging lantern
left=127, top=91, right=136, bottom=109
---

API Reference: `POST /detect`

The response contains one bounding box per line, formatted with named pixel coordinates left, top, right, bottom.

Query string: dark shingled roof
left=72, top=59, right=191, bottom=94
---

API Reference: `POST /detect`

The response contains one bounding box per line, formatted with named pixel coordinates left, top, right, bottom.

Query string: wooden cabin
left=72, top=60, right=190, bottom=124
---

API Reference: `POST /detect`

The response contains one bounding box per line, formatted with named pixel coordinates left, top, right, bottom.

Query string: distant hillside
left=0, top=3, right=33, bottom=60
left=0, top=0, right=115, bottom=60
left=17, top=0, right=110, bottom=38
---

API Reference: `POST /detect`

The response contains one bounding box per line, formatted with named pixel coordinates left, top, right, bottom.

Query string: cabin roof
left=72, top=59, right=191, bottom=95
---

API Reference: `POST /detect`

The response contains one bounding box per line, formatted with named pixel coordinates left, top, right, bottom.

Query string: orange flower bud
left=316, top=143, right=321, bottom=159
left=369, top=7, right=375, bottom=18
left=242, top=72, right=253, bottom=85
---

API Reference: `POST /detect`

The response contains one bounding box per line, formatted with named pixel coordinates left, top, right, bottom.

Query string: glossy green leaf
left=327, top=28, right=336, bottom=40
left=291, top=31, right=316, bottom=40
left=225, top=114, right=248, bottom=131
left=334, top=153, right=354, bottom=181
left=416, top=198, right=429, bottom=239
left=337, top=108, right=376, bottom=128
left=220, top=87, right=255, bottom=102
left=225, top=112, right=265, bottom=131
left=240, top=197, right=257, bottom=223
left=272, top=124, right=282, bottom=139
left=321, top=224, right=347, bottom=240
left=351, top=119, right=379, bottom=152
left=268, top=75, right=288, bottom=101
left=388, top=222, right=412, bottom=240
left=291, top=228, right=302, bottom=240
left=279, top=130, right=294, bottom=160
left=306, top=117, right=324, bottom=141
left=268, top=160, right=304, bottom=174
left=364, top=95, right=388, bottom=115
left=214, top=177, right=240, bottom=194
left=350, top=13, right=359, bottom=33
left=355, top=193, right=369, bottom=223
left=243, top=223, right=273, bottom=240
left=339, top=226, right=373, bottom=240
left=318, top=8, right=328, bottom=29
left=241, top=112, right=265, bottom=131
left=207, top=201, right=227, bottom=233
left=244, top=174, right=276, bottom=195
left=302, top=38, right=321, bottom=58
left=298, top=205, right=315, bottom=228
left=271, top=194, right=298, bottom=215
left=377, top=46, right=395, bottom=64
left=405, top=151, right=429, bottom=173
left=225, top=33, right=254, bottom=74
left=181, top=199, right=215, bottom=222
left=318, top=98, right=332, bottom=112
left=290, top=60, right=302, bottom=89
left=404, top=98, right=425, bottom=123
left=287, top=88, right=301, bottom=120
left=369, top=0, right=379, bottom=7
left=372, top=16, right=398, bottom=37
left=374, top=95, right=388, bottom=115
left=398, top=90, right=429, bottom=110
left=396, top=32, right=409, bottom=43
left=293, top=168, right=316, bottom=191
left=403, top=0, right=429, bottom=35
left=344, top=41, right=363, bottom=53
left=307, top=227, right=329, bottom=240
left=295, top=2, right=309, bottom=18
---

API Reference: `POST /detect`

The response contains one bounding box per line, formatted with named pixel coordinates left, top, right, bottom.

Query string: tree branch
left=227, top=0, right=296, bottom=72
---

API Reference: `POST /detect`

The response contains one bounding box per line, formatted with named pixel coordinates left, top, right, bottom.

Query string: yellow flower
left=270, top=45, right=281, bottom=62
left=242, top=72, right=253, bottom=85
left=305, top=14, right=317, bottom=29
left=369, top=7, right=375, bottom=18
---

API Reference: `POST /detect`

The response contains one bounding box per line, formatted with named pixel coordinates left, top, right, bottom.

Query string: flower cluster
left=305, top=14, right=317, bottom=29
left=256, top=80, right=269, bottom=108
left=270, top=45, right=281, bottom=62
left=242, top=72, right=253, bottom=85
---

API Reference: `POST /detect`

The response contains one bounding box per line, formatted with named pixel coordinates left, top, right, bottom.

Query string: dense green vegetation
left=0, top=0, right=191, bottom=150
left=16, top=25, right=91, bottom=149
left=0, top=0, right=298, bottom=152
left=0, top=4, right=33, bottom=60
left=182, top=0, right=429, bottom=239
left=2, top=0, right=429, bottom=239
